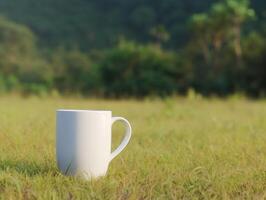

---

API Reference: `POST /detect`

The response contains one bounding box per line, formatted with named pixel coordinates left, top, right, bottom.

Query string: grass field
left=0, top=95, right=266, bottom=199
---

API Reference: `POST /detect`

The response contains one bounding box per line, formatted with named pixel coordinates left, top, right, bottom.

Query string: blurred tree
left=211, top=0, right=255, bottom=62
left=190, top=0, right=255, bottom=68
left=100, top=40, right=187, bottom=97
left=0, top=16, right=51, bottom=94
left=0, top=0, right=216, bottom=50
left=242, top=32, right=266, bottom=96
left=50, top=48, right=99, bottom=94
left=188, top=0, right=256, bottom=95
left=189, top=14, right=211, bottom=65
left=0, top=16, right=36, bottom=75
left=150, top=25, right=170, bottom=47
left=0, top=0, right=262, bottom=97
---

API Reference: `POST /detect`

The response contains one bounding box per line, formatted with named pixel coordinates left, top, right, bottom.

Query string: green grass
left=0, top=95, right=266, bottom=199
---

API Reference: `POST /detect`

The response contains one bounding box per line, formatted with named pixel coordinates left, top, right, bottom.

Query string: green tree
left=50, top=48, right=98, bottom=94
left=190, top=0, right=255, bottom=68
left=211, top=0, right=255, bottom=61
left=0, top=16, right=51, bottom=94
left=150, top=25, right=170, bottom=47
left=100, top=40, right=186, bottom=97
left=189, top=14, right=212, bottom=65
left=188, top=0, right=256, bottom=95
left=242, top=32, right=266, bottom=96
left=0, top=16, right=36, bottom=75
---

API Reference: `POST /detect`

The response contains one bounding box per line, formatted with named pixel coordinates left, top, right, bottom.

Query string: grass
left=0, top=95, right=266, bottom=199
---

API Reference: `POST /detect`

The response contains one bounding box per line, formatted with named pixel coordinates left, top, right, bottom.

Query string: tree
left=0, top=16, right=51, bottom=94
left=211, top=0, right=255, bottom=61
left=189, top=14, right=211, bottom=65
left=190, top=0, right=255, bottom=67
left=0, top=16, right=37, bottom=75
left=242, top=32, right=266, bottom=96
left=150, top=25, right=170, bottom=47
left=100, top=40, right=186, bottom=97
left=188, top=0, right=256, bottom=95
left=50, top=47, right=98, bottom=94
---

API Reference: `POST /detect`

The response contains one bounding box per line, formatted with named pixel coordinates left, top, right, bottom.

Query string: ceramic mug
left=56, top=109, right=132, bottom=179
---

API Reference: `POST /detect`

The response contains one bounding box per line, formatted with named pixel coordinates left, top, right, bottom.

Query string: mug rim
left=57, top=109, right=111, bottom=113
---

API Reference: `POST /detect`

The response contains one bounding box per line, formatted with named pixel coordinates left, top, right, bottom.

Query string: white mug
left=56, top=109, right=132, bottom=179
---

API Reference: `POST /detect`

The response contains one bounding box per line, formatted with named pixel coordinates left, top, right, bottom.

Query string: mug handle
left=110, top=117, right=132, bottom=162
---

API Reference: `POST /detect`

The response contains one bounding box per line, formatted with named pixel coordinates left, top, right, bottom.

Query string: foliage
left=150, top=25, right=170, bottom=47
left=99, top=40, right=186, bottom=97
left=0, top=0, right=217, bottom=49
left=0, top=16, right=36, bottom=75
left=0, top=0, right=264, bottom=97
left=49, top=48, right=99, bottom=95
left=242, top=32, right=266, bottom=96
left=0, top=17, right=52, bottom=95
left=187, top=0, right=258, bottom=96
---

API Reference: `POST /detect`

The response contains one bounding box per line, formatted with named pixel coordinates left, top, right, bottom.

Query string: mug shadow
left=0, top=159, right=56, bottom=177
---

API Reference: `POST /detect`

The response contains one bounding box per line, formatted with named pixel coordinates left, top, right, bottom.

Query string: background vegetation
left=0, top=0, right=265, bottom=97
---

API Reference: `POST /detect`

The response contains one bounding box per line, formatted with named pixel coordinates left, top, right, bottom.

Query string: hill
left=0, top=0, right=264, bottom=50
